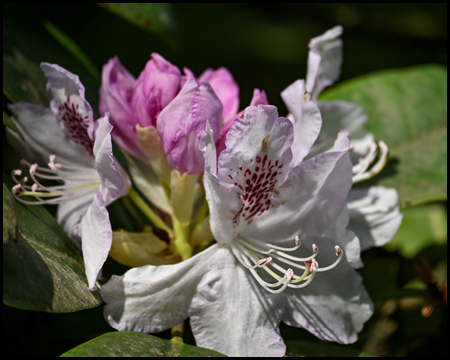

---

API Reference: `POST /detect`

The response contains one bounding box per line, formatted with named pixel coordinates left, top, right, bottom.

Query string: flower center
left=230, top=235, right=343, bottom=294
left=56, top=95, right=94, bottom=157
left=11, top=155, right=100, bottom=206
left=228, top=153, right=285, bottom=227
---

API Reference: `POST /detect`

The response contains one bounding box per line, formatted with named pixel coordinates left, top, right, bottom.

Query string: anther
left=310, top=259, right=318, bottom=273
left=32, top=183, right=38, bottom=192
left=286, top=268, right=294, bottom=281
left=312, top=244, right=318, bottom=254
left=268, top=249, right=275, bottom=254
left=258, top=257, right=272, bottom=267
left=13, top=170, right=22, bottom=176
left=295, top=236, right=300, bottom=247
left=30, top=164, right=38, bottom=176
left=12, top=184, right=21, bottom=194
left=335, top=245, right=342, bottom=256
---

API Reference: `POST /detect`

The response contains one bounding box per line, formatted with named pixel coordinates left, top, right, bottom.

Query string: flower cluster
left=7, top=26, right=402, bottom=357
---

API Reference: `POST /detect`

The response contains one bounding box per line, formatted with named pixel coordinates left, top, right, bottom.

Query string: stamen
left=312, top=243, right=318, bottom=254
left=230, top=234, right=345, bottom=293
left=10, top=155, right=101, bottom=207
left=316, top=246, right=343, bottom=272
left=12, top=184, right=21, bottom=195
left=258, top=257, right=272, bottom=266
left=353, top=141, right=389, bottom=183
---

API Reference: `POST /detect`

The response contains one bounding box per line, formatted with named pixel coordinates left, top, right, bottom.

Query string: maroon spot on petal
left=256, top=156, right=261, bottom=163
left=255, top=166, right=260, bottom=172
left=244, top=169, right=252, bottom=177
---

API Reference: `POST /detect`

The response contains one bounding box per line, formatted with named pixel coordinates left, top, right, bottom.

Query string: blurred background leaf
left=97, top=3, right=176, bottom=34
left=321, top=65, right=447, bottom=206
left=60, top=331, right=226, bottom=357
left=384, top=203, right=447, bottom=258
left=3, top=175, right=102, bottom=313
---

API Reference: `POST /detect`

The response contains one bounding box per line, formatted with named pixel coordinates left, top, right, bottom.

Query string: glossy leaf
left=3, top=175, right=102, bottom=312
left=98, top=3, right=176, bottom=33
left=320, top=65, right=447, bottom=205
left=60, top=331, right=227, bottom=357
left=3, top=183, right=17, bottom=245
left=384, top=203, right=447, bottom=259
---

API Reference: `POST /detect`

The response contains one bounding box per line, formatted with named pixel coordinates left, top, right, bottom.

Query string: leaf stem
left=171, top=321, right=184, bottom=344
left=171, top=216, right=193, bottom=260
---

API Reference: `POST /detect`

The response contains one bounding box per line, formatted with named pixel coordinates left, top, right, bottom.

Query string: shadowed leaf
left=3, top=175, right=102, bottom=313
left=60, top=331, right=227, bottom=357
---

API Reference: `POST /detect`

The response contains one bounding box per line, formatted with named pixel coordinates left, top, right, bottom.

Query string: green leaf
left=60, top=331, right=227, bottom=357
left=3, top=183, right=17, bottom=245
left=285, top=340, right=378, bottom=357
left=3, top=175, right=102, bottom=312
left=98, top=3, right=176, bottom=33
left=320, top=65, right=447, bottom=205
left=384, top=203, right=447, bottom=259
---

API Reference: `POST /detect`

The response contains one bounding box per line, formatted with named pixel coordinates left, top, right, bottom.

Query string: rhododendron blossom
left=101, top=105, right=373, bottom=357
left=282, top=26, right=402, bottom=254
left=8, top=63, right=130, bottom=289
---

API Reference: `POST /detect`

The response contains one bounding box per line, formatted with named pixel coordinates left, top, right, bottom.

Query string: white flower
left=101, top=105, right=373, bottom=356
left=281, top=26, right=402, bottom=257
left=8, top=63, right=130, bottom=289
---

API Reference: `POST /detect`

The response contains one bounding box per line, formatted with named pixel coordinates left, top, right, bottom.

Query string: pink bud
left=131, top=53, right=181, bottom=129
left=99, top=57, right=147, bottom=162
left=157, top=78, right=223, bottom=174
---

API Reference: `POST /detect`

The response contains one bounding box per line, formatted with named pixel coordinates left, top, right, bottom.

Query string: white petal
left=208, top=105, right=294, bottom=242
left=199, top=120, right=217, bottom=176
left=282, top=237, right=373, bottom=343
left=41, top=62, right=95, bottom=141
left=244, top=131, right=352, bottom=245
left=306, top=26, right=343, bottom=100
left=7, top=102, right=94, bottom=168
left=93, top=115, right=127, bottom=205
left=281, top=80, right=322, bottom=166
left=203, top=171, right=242, bottom=244
left=81, top=193, right=112, bottom=290
left=56, top=189, right=95, bottom=242
left=189, top=246, right=286, bottom=357
left=347, top=186, right=403, bottom=251
left=310, top=101, right=370, bottom=159
left=102, top=245, right=224, bottom=333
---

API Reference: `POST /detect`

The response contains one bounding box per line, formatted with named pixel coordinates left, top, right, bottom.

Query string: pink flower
left=157, top=78, right=223, bottom=174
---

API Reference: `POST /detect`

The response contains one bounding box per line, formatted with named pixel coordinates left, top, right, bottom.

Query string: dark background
left=3, top=3, right=447, bottom=357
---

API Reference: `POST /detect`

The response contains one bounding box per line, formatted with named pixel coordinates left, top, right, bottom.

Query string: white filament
left=230, top=235, right=343, bottom=293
